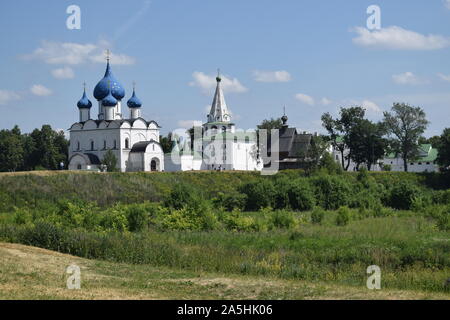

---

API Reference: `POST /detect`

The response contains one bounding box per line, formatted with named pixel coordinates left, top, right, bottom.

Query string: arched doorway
left=150, top=158, right=160, bottom=172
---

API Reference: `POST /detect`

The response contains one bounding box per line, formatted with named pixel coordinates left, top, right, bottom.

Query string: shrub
left=335, top=206, right=350, bottom=226
left=436, top=206, right=450, bottom=231
left=221, top=211, right=260, bottom=232
left=163, top=184, right=203, bottom=210
left=239, top=179, right=276, bottom=211
left=311, top=175, right=353, bottom=210
left=212, top=191, right=247, bottom=212
left=126, top=205, right=149, bottom=232
left=389, top=181, right=421, bottom=210
left=311, top=207, right=325, bottom=224
left=269, top=210, right=296, bottom=230
left=287, top=180, right=315, bottom=211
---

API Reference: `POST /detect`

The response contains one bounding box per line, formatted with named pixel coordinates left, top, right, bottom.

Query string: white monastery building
left=164, top=73, right=262, bottom=172
left=68, top=58, right=164, bottom=172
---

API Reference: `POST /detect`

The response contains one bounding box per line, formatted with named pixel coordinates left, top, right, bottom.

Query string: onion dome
left=93, top=61, right=125, bottom=101
left=127, top=87, right=142, bottom=108
left=77, top=87, right=92, bottom=109
left=102, top=90, right=118, bottom=107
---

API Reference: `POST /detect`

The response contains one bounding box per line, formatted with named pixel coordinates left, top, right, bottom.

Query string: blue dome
left=102, top=91, right=118, bottom=107
left=127, top=89, right=142, bottom=108
left=77, top=90, right=92, bottom=109
left=93, top=62, right=125, bottom=101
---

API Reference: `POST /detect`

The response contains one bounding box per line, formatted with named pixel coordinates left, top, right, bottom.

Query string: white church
left=68, top=57, right=262, bottom=172
left=68, top=57, right=164, bottom=172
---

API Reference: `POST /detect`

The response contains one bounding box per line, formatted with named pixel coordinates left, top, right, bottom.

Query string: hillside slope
left=0, top=242, right=448, bottom=300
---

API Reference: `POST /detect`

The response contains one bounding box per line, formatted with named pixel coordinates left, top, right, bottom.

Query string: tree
left=383, top=103, right=429, bottom=172
left=0, top=125, right=24, bottom=172
left=418, top=135, right=441, bottom=147
left=257, top=118, right=283, bottom=131
left=160, top=133, right=173, bottom=154
left=102, top=150, right=118, bottom=172
left=321, top=107, right=365, bottom=170
left=347, top=120, right=386, bottom=171
left=296, top=135, right=331, bottom=173
left=436, top=128, right=450, bottom=169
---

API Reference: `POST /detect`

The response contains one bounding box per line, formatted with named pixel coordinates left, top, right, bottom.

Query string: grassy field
left=0, top=170, right=449, bottom=299
left=1, top=242, right=448, bottom=300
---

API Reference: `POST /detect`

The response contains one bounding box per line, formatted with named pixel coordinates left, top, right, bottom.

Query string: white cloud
left=189, top=71, right=247, bottom=93
left=361, top=100, right=382, bottom=113
left=23, top=40, right=135, bottom=65
left=177, top=120, right=203, bottom=128
left=252, top=70, right=291, bottom=83
left=321, top=97, right=332, bottom=106
left=0, top=90, right=21, bottom=105
left=31, top=84, right=52, bottom=96
left=352, top=26, right=450, bottom=50
left=392, top=72, right=427, bottom=85
left=51, top=66, right=74, bottom=79
left=437, top=73, right=450, bottom=82
left=295, top=93, right=315, bottom=106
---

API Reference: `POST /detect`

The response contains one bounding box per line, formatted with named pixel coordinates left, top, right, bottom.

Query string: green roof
left=386, top=144, right=438, bottom=162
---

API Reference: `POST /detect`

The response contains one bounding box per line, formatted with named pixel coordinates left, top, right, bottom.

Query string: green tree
left=0, top=125, right=24, bottom=172
left=322, top=107, right=366, bottom=171
left=347, top=120, right=386, bottom=171
left=257, top=118, right=283, bottom=131
left=436, top=128, right=450, bottom=169
left=102, top=150, right=118, bottom=172
left=159, top=133, right=173, bottom=153
left=383, top=103, right=429, bottom=172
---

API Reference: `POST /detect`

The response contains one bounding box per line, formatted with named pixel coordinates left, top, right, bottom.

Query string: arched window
left=76, top=141, right=80, bottom=151
left=125, top=138, right=129, bottom=149
left=90, top=140, right=94, bottom=150
left=113, top=140, right=117, bottom=149
left=211, top=126, right=217, bottom=134
left=77, top=164, right=82, bottom=170
left=103, top=140, right=107, bottom=149
left=152, top=144, right=155, bottom=151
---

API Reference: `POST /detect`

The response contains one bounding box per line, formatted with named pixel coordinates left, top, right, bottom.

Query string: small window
left=211, top=136, right=216, bottom=142
left=113, top=140, right=117, bottom=149
left=77, top=164, right=82, bottom=170
left=426, top=162, right=430, bottom=165
left=234, top=136, right=238, bottom=143
left=335, top=155, right=339, bottom=161
left=125, top=138, right=129, bottom=149
left=90, top=141, right=94, bottom=150
left=77, top=141, right=80, bottom=151
left=245, top=137, right=250, bottom=144
left=222, top=126, right=226, bottom=133
left=103, top=140, right=107, bottom=149
left=152, top=144, right=155, bottom=151
left=418, top=162, right=422, bottom=165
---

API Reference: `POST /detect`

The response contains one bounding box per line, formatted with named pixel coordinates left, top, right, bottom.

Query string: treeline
left=0, top=125, right=68, bottom=172
left=322, top=103, right=450, bottom=172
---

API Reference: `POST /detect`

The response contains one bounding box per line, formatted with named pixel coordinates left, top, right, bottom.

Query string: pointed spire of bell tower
left=208, top=69, right=231, bottom=123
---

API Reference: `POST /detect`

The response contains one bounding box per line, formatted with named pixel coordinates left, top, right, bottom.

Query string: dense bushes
left=388, top=181, right=422, bottom=210
left=310, top=175, right=353, bottom=210
left=239, top=179, right=276, bottom=211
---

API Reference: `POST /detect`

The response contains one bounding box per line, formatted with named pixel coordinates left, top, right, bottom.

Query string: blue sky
left=0, top=0, right=449, bottom=136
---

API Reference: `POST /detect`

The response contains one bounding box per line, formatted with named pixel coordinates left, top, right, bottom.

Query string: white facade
left=331, top=143, right=439, bottom=172
left=68, top=60, right=164, bottom=172
left=165, top=75, right=262, bottom=172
